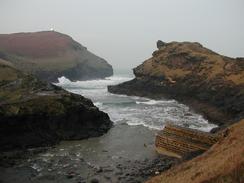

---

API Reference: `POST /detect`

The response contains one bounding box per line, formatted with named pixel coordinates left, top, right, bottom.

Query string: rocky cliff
left=147, top=119, right=244, bottom=183
left=108, top=42, right=244, bottom=127
left=0, top=31, right=113, bottom=82
left=0, top=60, right=112, bottom=151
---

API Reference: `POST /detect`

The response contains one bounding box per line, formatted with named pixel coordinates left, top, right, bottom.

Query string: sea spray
left=55, top=74, right=217, bottom=132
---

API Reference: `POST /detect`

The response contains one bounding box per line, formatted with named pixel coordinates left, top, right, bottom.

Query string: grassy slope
left=135, top=43, right=244, bottom=182
left=0, top=31, right=112, bottom=80
left=147, top=119, right=244, bottom=183
left=0, top=59, right=19, bottom=81
left=131, top=42, right=244, bottom=125
left=135, top=42, right=244, bottom=85
left=0, top=60, right=92, bottom=115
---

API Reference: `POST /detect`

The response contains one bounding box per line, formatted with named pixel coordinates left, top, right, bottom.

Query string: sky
left=0, top=0, right=244, bottom=70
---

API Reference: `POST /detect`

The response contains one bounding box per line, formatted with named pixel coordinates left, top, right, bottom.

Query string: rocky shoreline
left=108, top=77, right=234, bottom=128
left=0, top=61, right=112, bottom=152
left=108, top=41, right=244, bottom=182
left=0, top=123, right=179, bottom=183
left=108, top=41, right=244, bottom=130
left=0, top=59, right=178, bottom=183
left=146, top=119, right=244, bottom=183
left=1, top=40, right=243, bottom=182
left=0, top=148, right=177, bottom=183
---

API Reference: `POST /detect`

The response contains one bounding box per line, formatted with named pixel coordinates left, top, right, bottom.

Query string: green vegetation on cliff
left=0, top=31, right=113, bottom=82
left=0, top=60, right=112, bottom=151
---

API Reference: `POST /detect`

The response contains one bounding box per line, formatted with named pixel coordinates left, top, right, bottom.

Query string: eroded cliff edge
left=0, top=59, right=112, bottom=151
left=146, top=119, right=244, bottom=183
left=0, top=31, right=113, bottom=82
left=108, top=41, right=244, bottom=127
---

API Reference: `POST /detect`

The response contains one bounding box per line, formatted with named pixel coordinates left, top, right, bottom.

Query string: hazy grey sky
left=0, top=0, right=244, bottom=69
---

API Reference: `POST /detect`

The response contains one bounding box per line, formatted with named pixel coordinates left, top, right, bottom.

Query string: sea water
left=56, top=69, right=216, bottom=131
left=0, top=70, right=217, bottom=183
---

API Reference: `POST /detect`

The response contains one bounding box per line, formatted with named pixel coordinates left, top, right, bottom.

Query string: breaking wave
left=56, top=75, right=217, bottom=132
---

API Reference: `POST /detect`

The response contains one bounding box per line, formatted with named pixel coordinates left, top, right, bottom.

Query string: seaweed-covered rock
left=0, top=60, right=112, bottom=151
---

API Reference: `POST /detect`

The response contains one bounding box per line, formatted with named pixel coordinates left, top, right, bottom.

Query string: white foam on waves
left=56, top=76, right=133, bottom=90
left=56, top=75, right=217, bottom=132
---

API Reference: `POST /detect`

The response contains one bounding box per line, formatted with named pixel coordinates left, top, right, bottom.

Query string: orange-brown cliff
left=146, top=119, right=244, bottom=183
left=0, top=31, right=113, bottom=82
left=108, top=42, right=244, bottom=127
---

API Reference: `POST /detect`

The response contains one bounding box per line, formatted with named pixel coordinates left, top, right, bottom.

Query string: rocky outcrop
left=108, top=42, right=244, bottom=127
left=0, top=60, right=112, bottom=151
left=155, top=124, right=220, bottom=159
left=147, top=119, right=244, bottom=183
left=0, top=31, right=113, bottom=82
left=157, top=40, right=166, bottom=49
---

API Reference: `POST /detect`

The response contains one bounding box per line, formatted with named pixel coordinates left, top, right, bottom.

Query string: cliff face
left=146, top=119, right=244, bottom=183
left=0, top=60, right=112, bottom=151
left=108, top=42, right=244, bottom=126
left=0, top=31, right=113, bottom=82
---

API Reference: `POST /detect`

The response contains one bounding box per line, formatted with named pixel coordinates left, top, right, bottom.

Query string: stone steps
left=155, top=124, right=220, bottom=158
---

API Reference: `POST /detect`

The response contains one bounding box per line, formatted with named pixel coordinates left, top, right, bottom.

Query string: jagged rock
left=0, top=31, right=113, bottom=82
left=157, top=40, right=166, bottom=49
left=0, top=60, right=112, bottom=151
left=146, top=119, right=244, bottom=183
left=155, top=124, right=220, bottom=158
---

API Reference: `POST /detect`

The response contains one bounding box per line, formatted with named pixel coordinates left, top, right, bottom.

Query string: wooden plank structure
left=155, top=124, right=221, bottom=158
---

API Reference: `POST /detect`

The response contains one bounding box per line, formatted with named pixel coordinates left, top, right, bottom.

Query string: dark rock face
left=0, top=31, right=113, bottom=82
left=0, top=61, right=112, bottom=151
left=157, top=40, right=166, bottom=49
left=108, top=42, right=244, bottom=128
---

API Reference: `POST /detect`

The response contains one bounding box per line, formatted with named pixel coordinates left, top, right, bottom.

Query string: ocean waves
left=56, top=75, right=133, bottom=90
left=56, top=75, right=217, bottom=132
